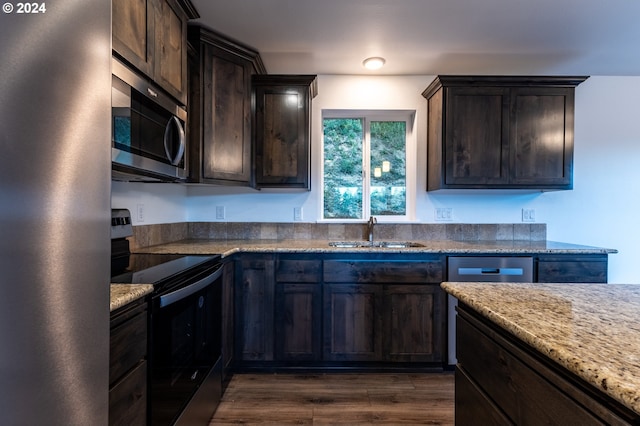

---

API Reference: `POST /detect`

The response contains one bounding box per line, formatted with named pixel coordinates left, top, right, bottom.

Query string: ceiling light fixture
left=363, top=57, right=386, bottom=70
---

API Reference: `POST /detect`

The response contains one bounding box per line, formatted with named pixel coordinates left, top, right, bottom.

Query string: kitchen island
left=442, top=282, right=640, bottom=424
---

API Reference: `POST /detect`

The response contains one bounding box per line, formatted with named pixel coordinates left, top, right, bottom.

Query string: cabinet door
left=445, top=87, right=510, bottom=186
left=112, top=0, right=154, bottom=76
left=323, top=283, right=383, bottom=362
left=275, top=283, right=322, bottom=361
left=235, top=257, right=275, bottom=361
left=200, top=45, right=252, bottom=184
left=154, top=0, right=188, bottom=104
left=253, top=76, right=316, bottom=189
left=509, top=87, right=574, bottom=187
left=383, top=284, right=445, bottom=362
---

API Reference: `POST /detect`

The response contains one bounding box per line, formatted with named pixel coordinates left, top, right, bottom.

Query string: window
left=322, top=111, right=414, bottom=220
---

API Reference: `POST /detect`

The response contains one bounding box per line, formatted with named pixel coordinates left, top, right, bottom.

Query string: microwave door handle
left=164, top=115, right=186, bottom=166
left=159, top=265, right=223, bottom=308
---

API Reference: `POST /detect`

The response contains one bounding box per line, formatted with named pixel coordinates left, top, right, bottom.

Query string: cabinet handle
left=147, top=87, right=158, bottom=98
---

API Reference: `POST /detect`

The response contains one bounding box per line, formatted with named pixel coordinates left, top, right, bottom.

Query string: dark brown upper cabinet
left=252, top=75, right=318, bottom=190
left=422, top=76, right=588, bottom=191
left=112, top=0, right=197, bottom=105
left=188, top=25, right=266, bottom=185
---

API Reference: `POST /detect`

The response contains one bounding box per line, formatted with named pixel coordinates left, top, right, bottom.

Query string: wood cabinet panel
left=253, top=75, right=317, bottom=189
left=446, top=87, right=509, bottom=185
left=456, top=305, right=637, bottom=425
left=455, top=367, right=513, bottom=426
left=275, top=283, right=322, bottom=361
left=109, top=299, right=148, bottom=426
left=235, top=256, right=275, bottom=361
left=457, top=312, right=602, bottom=424
left=323, top=283, right=383, bottom=361
left=109, top=360, right=147, bottom=426
left=276, top=259, right=322, bottom=283
left=510, top=88, right=574, bottom=186
left=384, top=285, right=445, bottom=362
left=536, top=255, right=608, bottom=283
left=154, top=0, right=188, bottom=103
left=109, top=307, right=147, bottom=384
left=112, top=0, right=154, bottom=76
left=188, top=26, right=265, bottom=185
left=323, top=259, right=443, bottom=284
left=423, top=76, right=587, bottom=191
left=112, top=0, right=194, bottom=104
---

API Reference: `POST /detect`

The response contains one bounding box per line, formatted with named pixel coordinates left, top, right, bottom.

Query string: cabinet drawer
left=455, top=366, right=512, bottom=425
left=109, top=309, right=147, bottom=384
left=275, top=259, right=321, bottom=282
left=457, top=314, right=604, bottom=425
left=537, top=256, right=607, bottom=283
left=109, top=360, right=147, bottom=426
left=324, top=260, right=443, bottom=283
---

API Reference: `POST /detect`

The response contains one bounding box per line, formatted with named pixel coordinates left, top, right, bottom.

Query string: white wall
left=111, top=75, right=640, bottom=283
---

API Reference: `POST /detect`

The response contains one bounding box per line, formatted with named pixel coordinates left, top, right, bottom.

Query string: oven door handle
left=159, top=264, right=222, bottom=308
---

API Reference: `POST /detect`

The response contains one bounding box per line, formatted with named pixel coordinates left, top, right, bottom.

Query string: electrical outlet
left=522, top=208, right=536, bottom=222
left=435, top=207, right=453, bottom=222
left=136, top=203, right=145, bottom=223
left=294, top=207, right=303, bottom=221
left=215, top=206, right=225, bottom=220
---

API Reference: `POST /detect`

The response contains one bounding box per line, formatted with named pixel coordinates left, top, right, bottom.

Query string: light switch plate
left=215, top=206, right=225, bottom=220
left=522, top=208, right=535, bottom=222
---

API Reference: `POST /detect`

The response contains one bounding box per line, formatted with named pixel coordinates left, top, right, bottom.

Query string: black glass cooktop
left=111, top=253, right=220, bottom=285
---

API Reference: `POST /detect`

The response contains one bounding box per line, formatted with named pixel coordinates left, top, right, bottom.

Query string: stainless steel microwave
left=111, top=58, right=187, bottom=181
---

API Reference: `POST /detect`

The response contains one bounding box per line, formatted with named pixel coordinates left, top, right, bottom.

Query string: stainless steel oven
left=111, top=58, right=187, bottom=182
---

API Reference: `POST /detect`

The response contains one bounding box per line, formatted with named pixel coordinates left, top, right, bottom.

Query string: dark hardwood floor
left=209, top=372, right=454, bottom=425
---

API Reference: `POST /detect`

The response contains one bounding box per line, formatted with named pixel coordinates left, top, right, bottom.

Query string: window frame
left=320, top=109, right=416, bottom=222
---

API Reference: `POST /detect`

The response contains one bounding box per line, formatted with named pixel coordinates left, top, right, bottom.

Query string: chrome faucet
left=367, top=216, right=377, bottom=243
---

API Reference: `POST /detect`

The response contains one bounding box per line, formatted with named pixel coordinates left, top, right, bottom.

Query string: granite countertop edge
left=133, top=239, right=617, bottom=257
left=110, top=284, right=153, bottom=312
left=441, top=282, right=640, bottom=416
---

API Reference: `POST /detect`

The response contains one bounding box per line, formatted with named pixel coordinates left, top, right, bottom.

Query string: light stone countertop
left=134, top=238, right=616, bottom=257
left=441, top=282, right=640, bottom=415
left=110, top=284, right=153, bottom=312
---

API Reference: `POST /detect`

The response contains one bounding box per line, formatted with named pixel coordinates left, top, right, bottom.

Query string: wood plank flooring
left=209, top=373, right=454, bottom=425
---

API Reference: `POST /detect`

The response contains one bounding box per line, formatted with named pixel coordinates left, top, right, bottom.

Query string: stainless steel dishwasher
left=447, top=256, right=533, bottom=365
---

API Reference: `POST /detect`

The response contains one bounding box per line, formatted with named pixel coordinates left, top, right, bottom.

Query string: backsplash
left=130, top=222, right=546, bottom=250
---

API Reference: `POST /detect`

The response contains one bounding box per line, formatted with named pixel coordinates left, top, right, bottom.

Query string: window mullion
left=362, top=118, right=371, bottom=219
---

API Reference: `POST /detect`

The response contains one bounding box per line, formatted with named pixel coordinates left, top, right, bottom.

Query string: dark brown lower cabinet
left=275, top=282, right=322, bottom=361
left=323, top=283, right=384, bottom=362
left=322, top=256, right=446, bottom=364
left=384, top=284, right=444, bottom=362
left=536, top=254, right=608, bottom=283
left=456, top=304, right=638, bottom=425
left=109, top=298, right=147, bottom=426
left=234, top=253, right=446, bottom=369
left=235, top=255, right=275, bottom=362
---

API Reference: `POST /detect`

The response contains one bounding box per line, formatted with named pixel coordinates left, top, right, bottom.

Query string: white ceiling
left=191, top=0, right=640, bottom=76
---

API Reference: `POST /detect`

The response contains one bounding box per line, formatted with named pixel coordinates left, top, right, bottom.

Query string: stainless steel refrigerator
left=0, top=2, right=112, bottom=425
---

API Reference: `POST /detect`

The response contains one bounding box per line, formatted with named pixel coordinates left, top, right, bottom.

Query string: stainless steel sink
left=328, top=241, right=425, bottom=248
